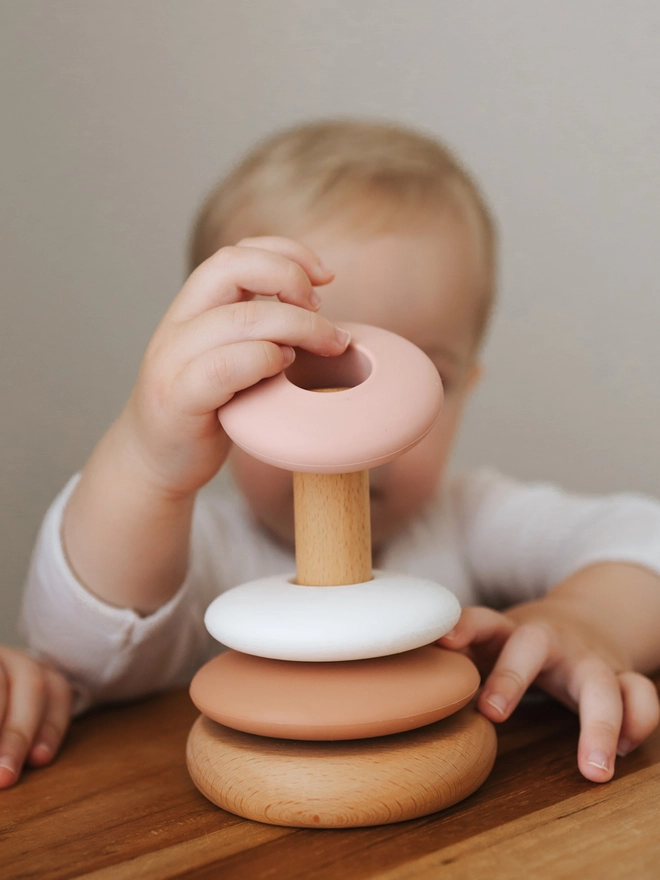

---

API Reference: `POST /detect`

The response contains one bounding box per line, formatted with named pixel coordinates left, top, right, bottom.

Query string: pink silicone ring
left=219, top=322, right=442, bottom=473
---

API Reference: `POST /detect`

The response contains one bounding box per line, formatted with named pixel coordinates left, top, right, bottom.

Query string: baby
left=4, top=120, right=660, bottom=790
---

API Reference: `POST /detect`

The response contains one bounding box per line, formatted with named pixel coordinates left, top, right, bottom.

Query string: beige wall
left=2, top=1, right=659, bottom=644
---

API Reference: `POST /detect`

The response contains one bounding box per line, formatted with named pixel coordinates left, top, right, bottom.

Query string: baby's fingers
left=171, top=239, right=333, bottom=322
left=237, top=237, right=333, bottom=286
left=174, top=300, right=350, bottom=365
left=174, top=339, right=297, bottom=415
left=438, top=606, right=515, bottom=653
left=616, top=671, right=660, bottom=758
left=477, top=622, right=553, bottom=722
left=0, top=656, right=47, bottom=787
left=576, top=661, right=623, bottom=782
left=27, top=668, right=73, bottom=768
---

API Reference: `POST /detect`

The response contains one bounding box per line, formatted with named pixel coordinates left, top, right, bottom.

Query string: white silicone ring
left=204, top=571, right=461, bottom=662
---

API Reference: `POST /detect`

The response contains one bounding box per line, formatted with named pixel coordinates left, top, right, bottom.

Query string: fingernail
left=280, top=345, right=296, bottom=365
left=485, top=694, right=508, bottom=716
left=587, top=750, right=610, bottom=771
left=616, top=738, right=632, bottom=758
left=441, top=630, right=457, bottom=642
left=31, top=742, right=53, bottom=764
left=309, top=289, right=322, bottom=309
left=0, top=756, right=17, bottom=785
left=335, top=328, right=351, bottom=347
left=317, top=260, right=333, bottom=277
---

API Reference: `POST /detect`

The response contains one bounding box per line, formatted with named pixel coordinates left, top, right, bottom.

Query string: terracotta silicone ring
left=189, top=646, right=480, bottom=740
left=219, top=322, right=443, bottom=473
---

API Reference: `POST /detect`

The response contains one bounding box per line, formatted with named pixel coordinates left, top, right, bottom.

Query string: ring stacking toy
left=187, top=323, right=497, bottom=827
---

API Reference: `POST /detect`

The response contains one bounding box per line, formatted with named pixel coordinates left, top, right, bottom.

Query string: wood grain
left=2, top=679, right=659, bottom=880
left=75, top=823, right=293, bottom=880
left=186, top=705, right=496, bottom=827
left=371, top=764, right=660, bottom=880
left=293, top=470, right=372, bottom=586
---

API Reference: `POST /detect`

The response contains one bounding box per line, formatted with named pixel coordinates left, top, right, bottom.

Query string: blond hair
left=189, top=119, right=496, bottom=343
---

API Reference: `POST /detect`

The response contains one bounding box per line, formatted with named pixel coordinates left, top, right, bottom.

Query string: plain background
left=2, top=1, right=659, bottom=645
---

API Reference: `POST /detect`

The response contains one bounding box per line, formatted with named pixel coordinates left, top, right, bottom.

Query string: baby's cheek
left=383, top=448, right=445, bottom=516
left=230, top=451, right=292, bottom=512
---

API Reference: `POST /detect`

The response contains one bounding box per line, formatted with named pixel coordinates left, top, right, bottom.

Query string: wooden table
left=3, top=682, right=659, bottom=880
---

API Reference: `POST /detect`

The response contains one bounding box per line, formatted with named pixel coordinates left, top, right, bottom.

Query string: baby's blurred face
left=230, top=209, right=484, bottom=552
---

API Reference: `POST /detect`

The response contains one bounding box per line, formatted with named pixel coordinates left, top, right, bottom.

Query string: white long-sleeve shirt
left=20, top=470, right=660, bottom=712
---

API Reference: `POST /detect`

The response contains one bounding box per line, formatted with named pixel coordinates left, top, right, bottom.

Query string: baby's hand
left=123, top=237, right=349, bottom=496
left=0, top=647, right=73, bottom=788
left=438, top=602, right=660, bottom=782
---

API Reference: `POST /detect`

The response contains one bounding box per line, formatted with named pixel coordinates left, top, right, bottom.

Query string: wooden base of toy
left=186, top=704, right=497, bottom=827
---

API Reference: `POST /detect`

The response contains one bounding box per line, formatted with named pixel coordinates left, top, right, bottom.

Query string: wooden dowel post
left=293, top=470, right=372, bottom=586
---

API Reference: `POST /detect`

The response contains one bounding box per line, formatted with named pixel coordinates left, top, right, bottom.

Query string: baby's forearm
left=62, top=415, right=195, bottom=615
left=59, top=239, right=343, bottom=616
left=507, top=562, right=660, bottom=675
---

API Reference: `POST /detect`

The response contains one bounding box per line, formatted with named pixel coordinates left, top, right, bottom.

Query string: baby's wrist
left=114, top=403, right=205, bottom=499
left=119, top=391, right=231, bottom=498
left=91, top=412, right=193, bottom=508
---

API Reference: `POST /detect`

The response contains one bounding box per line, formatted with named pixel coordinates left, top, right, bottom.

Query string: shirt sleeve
left=452, top=469, right=660, bottom=607
left=19, top=476, right=213, bottom=713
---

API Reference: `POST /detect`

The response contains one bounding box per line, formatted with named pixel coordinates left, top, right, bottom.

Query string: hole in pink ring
left=285, top=344, right=372, bottom=391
